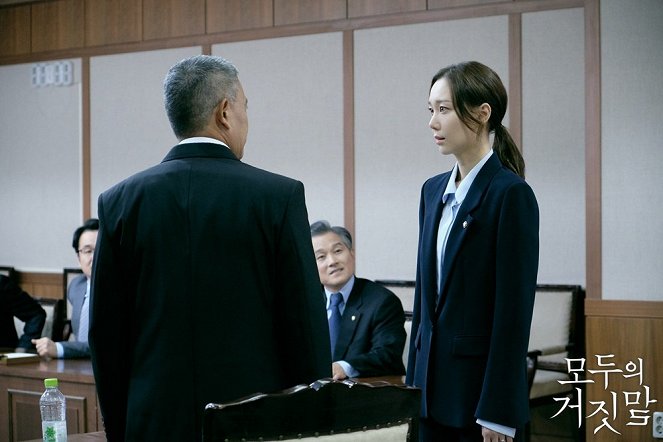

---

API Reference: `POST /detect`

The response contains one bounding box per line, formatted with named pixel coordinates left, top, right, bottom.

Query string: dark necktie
left=328, top=292, right=343, bottom=356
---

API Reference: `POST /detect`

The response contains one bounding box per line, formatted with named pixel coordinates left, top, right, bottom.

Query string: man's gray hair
left=310, top=220, right=353, bottom=250
left=164, top=55, right=239, bottom=139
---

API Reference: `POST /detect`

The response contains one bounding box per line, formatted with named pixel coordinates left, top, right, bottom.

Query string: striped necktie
left=78, top=289, right=90, bottom=343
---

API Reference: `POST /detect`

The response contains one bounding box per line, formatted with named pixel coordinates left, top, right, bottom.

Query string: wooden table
left=354, top=375, right=406, bottom=386
left=0, top=358, right=100, bottom=442
left=23, top=431, right=106, bottom=442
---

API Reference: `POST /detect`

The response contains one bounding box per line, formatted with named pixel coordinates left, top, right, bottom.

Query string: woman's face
left=428, top=78, right=479, bottom=157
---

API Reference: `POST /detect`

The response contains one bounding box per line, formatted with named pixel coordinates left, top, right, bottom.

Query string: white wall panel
left=522, top=8, right=585, bottom=286
left=601, top=0, right=663, bottom=300
left=90, top=46, right=201, bottom=215
left=354, top=16, right=508, bottom=280
left=0, top=60, right=82, bottom=271
left=213, top=33, right=344, bottom=227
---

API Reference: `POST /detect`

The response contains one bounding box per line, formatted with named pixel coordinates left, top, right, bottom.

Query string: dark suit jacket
left=333, top=277, right=406, bottom=377
left=0, top=275, right=46, bottom=350
left=90, top=142, right=331, bottom=442
left=61, top=274, right=90, bottom=358
left=406, top=154, right=539, bottom=430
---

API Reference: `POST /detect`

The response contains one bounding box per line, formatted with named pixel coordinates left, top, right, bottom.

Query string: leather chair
left=528, top=284, right=585, bottom=404
left=527, top=285, right=585, bottom=442
left=60, top=267, right=84, bottom=341
left=203, top=378, right=421, bottom=441
left=0, top=266, right=16, bottom=280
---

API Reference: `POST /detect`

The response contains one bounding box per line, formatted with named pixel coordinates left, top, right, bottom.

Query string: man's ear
left=216, top=98, right=231, bottom=130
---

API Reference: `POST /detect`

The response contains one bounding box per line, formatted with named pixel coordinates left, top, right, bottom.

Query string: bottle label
left=42, top=420, right=67, bottom=442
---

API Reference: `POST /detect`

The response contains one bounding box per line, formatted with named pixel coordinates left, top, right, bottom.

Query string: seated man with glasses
left=33, top=218, right=98, bottom=358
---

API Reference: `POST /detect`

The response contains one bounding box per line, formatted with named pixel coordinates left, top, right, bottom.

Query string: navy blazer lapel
left=334, top=281, right=363, bottom=360
left=436, top=154, right=502, bottom=312
left=420, top=171, right=451, bottom=319
left=421, top=173, right=451, bottom=321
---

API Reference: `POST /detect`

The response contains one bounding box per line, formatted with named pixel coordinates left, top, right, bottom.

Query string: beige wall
left=601, top=0, right=663, bottom=301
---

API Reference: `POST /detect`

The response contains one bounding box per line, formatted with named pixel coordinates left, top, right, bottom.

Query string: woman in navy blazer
left=405, top=61, right=539, bottom=442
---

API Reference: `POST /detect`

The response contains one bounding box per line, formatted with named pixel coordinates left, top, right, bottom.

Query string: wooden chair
left=375, top=279, right=415, bottom=316
left=528, top=284, right=585, bottom=405
left=203, top=378, right=421, bottom=441
left=0, top=266, right=16, bottom=281
left=61, top=267, right=84, bottom=341
left=32, top=297, right=67, bottom=341
left=3, top=266, right=67, bottom=343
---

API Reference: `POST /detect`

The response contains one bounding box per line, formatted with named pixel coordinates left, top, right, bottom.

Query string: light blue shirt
left=436, top=150, right=494, bottom=293
left=325, top=275, right=359, bottom=378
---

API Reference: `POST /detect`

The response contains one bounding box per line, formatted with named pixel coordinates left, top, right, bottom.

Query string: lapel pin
left=462, top=221, right=468, bottom=229
left=351, top=315, right=356, bottom=321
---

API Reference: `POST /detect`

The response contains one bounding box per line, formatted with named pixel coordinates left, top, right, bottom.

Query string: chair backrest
left=203, top=378, right=421, bottom=441
left=63, top=267, right=84, bottom=318
left=528, top=284, right=585, bottom=360
left=13, top=297, right=66, bottom=341
left=375, top=280, right=415, bottom=316
left=0, top=266, right=16, bottom=281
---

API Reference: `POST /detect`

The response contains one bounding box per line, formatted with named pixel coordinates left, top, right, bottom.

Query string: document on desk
left=0, top=352, right=41, bottom=365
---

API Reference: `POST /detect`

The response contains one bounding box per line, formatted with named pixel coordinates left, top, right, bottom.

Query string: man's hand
left=31, top=337, right=57, bottom=358
left=332, top=362, right=348, bottom=380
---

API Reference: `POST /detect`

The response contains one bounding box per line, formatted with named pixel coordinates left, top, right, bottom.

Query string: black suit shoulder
left=0, top=275, right=46, bottom=349
left=340, top=277, right=406, bottom=376
left=350, top=278, right=403, bottom=310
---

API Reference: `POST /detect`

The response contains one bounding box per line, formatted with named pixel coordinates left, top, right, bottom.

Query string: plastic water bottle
left=40, top=378, right=67, bottom=442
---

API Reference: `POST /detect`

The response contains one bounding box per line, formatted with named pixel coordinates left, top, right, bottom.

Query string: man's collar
left=178, top=137, right=229, bottom=148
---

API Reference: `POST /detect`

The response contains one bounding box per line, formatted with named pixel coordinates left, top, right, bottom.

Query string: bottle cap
left=44, top=378, right=58, bottom=388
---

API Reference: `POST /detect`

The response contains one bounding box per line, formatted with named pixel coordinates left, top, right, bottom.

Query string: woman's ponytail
left=493, top=123, right=525, bottom=178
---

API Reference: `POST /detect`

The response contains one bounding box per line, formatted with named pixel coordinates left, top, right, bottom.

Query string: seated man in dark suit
left=311, top=220, right=406, bottom=380
left=0, top=274, right=46, bottom=352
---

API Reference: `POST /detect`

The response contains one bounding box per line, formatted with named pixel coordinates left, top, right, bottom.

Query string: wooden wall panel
left=274, top=0, right=346, bottom=26
left=31, top=0, right=84, bottom=53
left=143, top=0, right=205, bottom=40
left=84, top=0, right=142, bottom=47
left=207, top=0, right=273, bottom=33
left=584, top=0, right=601, bottom=299
left=428, top=0, right=505, bottom=9
left=584, top=304, right=663, bottom=441
left=16, top=272, right=63, bottom=300
left=0, top=5, right=30, bottom=57
left=348, top=0, right=426, bottom=18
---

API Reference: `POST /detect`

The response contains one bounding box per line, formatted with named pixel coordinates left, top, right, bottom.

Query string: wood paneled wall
left=0, top=4, right=30, bottom=56
left=0, top=0, right=551, bottom=61
left=16, top=271, right=64, bottom=300
left=584, top=300, right=663, bottom=441
left=0, top=0, right=421, bottom=58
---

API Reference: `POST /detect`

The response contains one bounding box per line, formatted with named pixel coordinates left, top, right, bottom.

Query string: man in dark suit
left=33, top=218, right=98, bottom=359
left=310, top=220, right=406, bottom=380
left=0, top=275, right=46, bottom=352
left=89, top=55, right=331, bottom=442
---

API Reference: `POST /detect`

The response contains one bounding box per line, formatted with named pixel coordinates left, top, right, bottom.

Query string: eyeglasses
left=78, top=248, right=95, bottom=257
